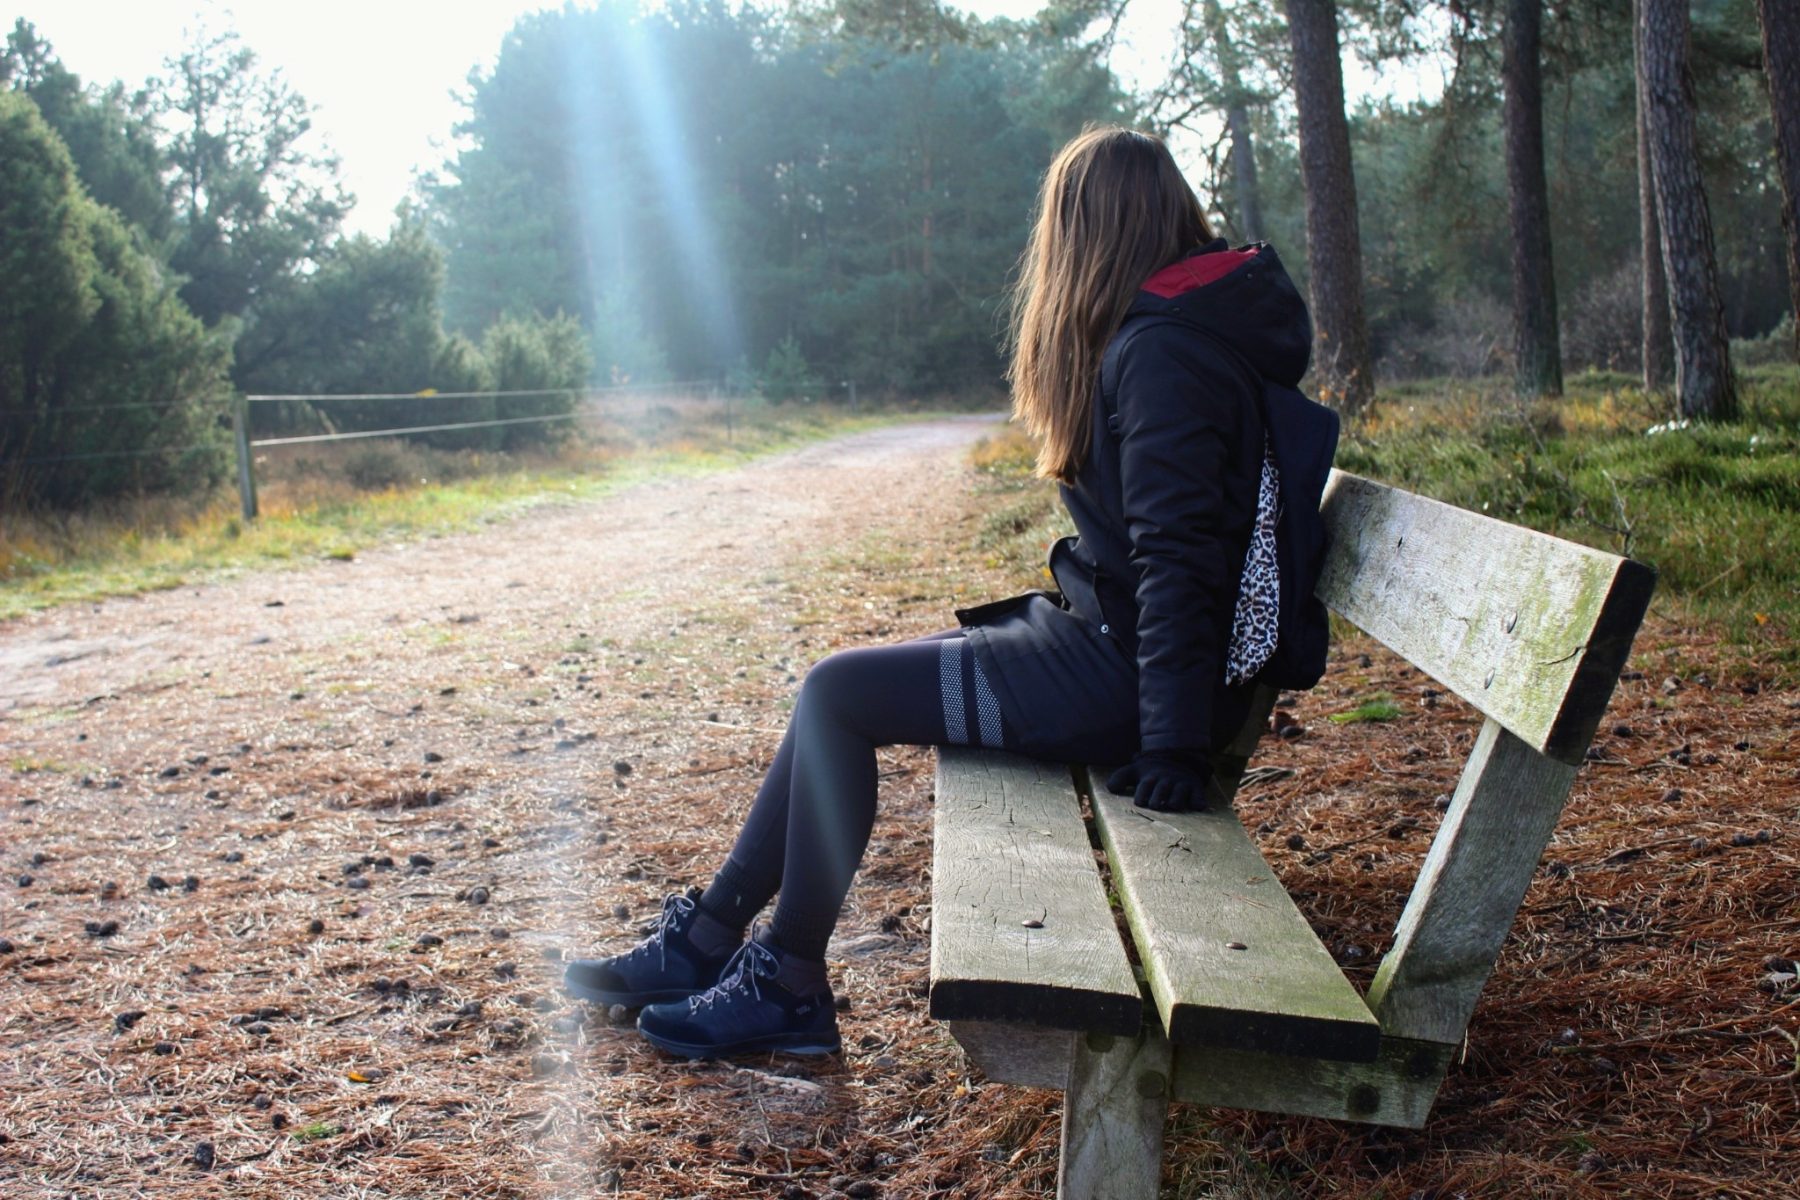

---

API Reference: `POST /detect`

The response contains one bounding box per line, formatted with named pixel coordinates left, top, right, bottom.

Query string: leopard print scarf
left=1225, top=440, right=1280, bottom=686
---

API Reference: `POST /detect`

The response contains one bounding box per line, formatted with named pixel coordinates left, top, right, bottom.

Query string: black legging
left=700, top=629, right=1004, bottom=959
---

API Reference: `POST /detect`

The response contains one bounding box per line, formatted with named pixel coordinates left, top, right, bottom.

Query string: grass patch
left=290, top=1122, right=342, bottom=1143
left=0, top=402, right=923, bottom=618
left=1344, top=365, right=1800, bottom=677
left=1328, top=693, right=1403, bottom=724
left=967, top=423, right=1070, bottom=589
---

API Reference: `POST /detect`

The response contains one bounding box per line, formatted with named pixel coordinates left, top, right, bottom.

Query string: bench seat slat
left=1086, top=771, right=1381, bottom=1062
left=929, top=748, right=1142, bottom=1036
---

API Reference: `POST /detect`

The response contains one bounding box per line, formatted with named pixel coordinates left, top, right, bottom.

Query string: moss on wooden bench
left=925, top=469, right=1654, bottom=1198
left=928, top=749, right=1141, bottom=1036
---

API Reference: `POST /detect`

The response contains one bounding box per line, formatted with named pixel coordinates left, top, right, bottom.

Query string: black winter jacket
left=1048, top=239, right=1313, bottom=757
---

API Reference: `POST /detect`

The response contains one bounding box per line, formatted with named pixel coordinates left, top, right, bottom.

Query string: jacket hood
left=1128, top=238, right=1313, bottom=388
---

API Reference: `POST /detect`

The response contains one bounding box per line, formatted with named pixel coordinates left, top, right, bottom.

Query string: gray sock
left=758, top=929, right=830, bottom=996
left=686, top=905, right=743, bottom=959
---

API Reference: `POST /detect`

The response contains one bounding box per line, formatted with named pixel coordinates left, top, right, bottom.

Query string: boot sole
left=562, top=976, right=704, bottom=1009
left=637, top=1027, right=842, bottom=1060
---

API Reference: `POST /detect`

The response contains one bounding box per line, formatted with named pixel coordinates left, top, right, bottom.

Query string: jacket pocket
left=1049, top=535, right=1129, bottom=649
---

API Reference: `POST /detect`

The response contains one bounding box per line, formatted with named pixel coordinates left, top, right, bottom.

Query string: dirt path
left=0, top=415, right=1027, bottom=1199
left=0, top=416, right=1001, bottom=717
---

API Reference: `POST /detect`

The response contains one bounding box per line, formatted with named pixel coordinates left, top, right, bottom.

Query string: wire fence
left=10, top=379, right=852, bottom=515
left=9, top=368, right=1009, bottom=474
left=4, top=380, right=755, bottom=472
left=6, top=370, right=991, bottom=509
left=243, top=380, right=794, bottom=449
left=8, top=364, right=1002, bottom=471
left=252, top=411, right=590, bottom=447
left=0, top=397, right=235, bottom=418
left=241, top=380, right=732, bottom=447
left=231, top=381, right=773, bottom=518
left=10, top=444, right=226, bottom=466
left=241, top=379, right=718, bottom=404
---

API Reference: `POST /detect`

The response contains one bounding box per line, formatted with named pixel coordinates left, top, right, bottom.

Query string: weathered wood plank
left=1171, top=1033, right=1455, bottom=1129
left=930, top=748, right=1141, bottom=1035
left=1318, top=471, right=1654, bottom=764
left=1367, top=718, right=1578, bottom=1045
left=1059, top=1028, right=1173, bottom=1200
left=1084, top=769, right=1381, bottom=1062
left=946, top=1020, right=1073, bottom=1090
left=950, top=1016, right=1454, bottom=1130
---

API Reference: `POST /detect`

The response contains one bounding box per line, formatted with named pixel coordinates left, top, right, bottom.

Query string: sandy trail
left=0, top=416, right=1002, bottom=719
left=0, top=415, right=1013, bottom=1199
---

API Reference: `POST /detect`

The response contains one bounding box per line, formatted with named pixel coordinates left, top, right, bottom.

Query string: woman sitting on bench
left=565, top=125, right=1314, bottom=1059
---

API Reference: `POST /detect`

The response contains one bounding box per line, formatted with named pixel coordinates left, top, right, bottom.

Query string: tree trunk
left=1226, top=102, right=1263, bottom=243
left=922, top=143, right=933, bottom=278
left=1639, top=0, right=1737, bottom=420
left=1635, top=0, right=1673, bottom=390
left=1502, top=0, right=1562, bottom=397
left=1284, top=0, right=1373, bottom=416
left=1757, top=0, right=1800, bottom=362
left=1207, top=0, right=1264, bottom=241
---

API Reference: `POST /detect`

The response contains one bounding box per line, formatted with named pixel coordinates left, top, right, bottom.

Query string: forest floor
left=1, top=414, right=1795, bottom=1199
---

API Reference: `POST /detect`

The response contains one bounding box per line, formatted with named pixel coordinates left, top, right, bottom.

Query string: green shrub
left=760, top=335, right=819, bottom=404
left=1732, top=315, right=1795, bottom=369
left=483, top=311, right=593, bottom=450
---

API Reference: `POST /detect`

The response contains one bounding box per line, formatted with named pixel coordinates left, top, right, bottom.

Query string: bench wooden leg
left=1057, top=1026, right=1173, bottom=1199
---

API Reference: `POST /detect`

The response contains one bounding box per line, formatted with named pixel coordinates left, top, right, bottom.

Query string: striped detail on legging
left=940, top=638, right=1004, bottom=750
left=940, top=639, right=968, bottom=744
left=971, top=652, right=1003, bottom=749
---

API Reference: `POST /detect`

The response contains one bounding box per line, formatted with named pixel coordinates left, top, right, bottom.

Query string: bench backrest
left=1304, top=469, right=1655, bottom=1048
left=1317, top=471, right=1655, bottom=766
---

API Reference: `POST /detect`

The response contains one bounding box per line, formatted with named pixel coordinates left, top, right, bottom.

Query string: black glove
left=1105, top=750, right=1215, bottom=813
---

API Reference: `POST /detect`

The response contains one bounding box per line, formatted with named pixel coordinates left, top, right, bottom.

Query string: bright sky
left=19, top=0, right=1431, bottom=237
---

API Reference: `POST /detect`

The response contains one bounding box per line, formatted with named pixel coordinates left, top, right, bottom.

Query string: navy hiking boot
left=563, top=888, right=741, bottom=1008
left=636, top=934, right=841, bottom=1059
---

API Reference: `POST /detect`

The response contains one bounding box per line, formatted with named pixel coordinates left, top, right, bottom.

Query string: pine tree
left=1284, top=0, right=1372, bottom=414
left=1639, top=0, right=1737, bottom=419
left=1502, top=0, right=1562, bottom=396
left=1635, top=0, right=1673, bottom=390
left=1756, top=0, right=1800, bottom=363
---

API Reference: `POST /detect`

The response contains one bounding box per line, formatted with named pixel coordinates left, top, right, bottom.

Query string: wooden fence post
left=232, top=393, right=258, bottom=521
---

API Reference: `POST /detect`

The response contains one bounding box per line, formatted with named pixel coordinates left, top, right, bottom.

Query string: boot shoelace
left=625, top=891, right=696, bottom=972
left=691, top=939, right=779, bottom=1011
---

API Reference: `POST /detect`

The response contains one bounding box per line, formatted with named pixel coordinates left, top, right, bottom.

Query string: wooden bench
left=928, top=469, right=1655, bottom=1198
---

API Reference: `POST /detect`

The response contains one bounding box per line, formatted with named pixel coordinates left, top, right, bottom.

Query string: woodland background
left=1, top=0, right=1794, bottom=506
left=2, top=5, right=1797, bottom=1195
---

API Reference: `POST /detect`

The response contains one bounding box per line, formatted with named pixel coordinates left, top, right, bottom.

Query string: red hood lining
left=1139, top=247, right=1259, bottom=299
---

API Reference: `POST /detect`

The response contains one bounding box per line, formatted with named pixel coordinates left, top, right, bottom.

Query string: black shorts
left=956, top=592, right=1138, bottom=765
left=957, top=592, right=1255, bottom=766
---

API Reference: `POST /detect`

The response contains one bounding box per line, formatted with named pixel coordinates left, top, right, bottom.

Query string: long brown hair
left=1007, top=127, right=1214, bottom=482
